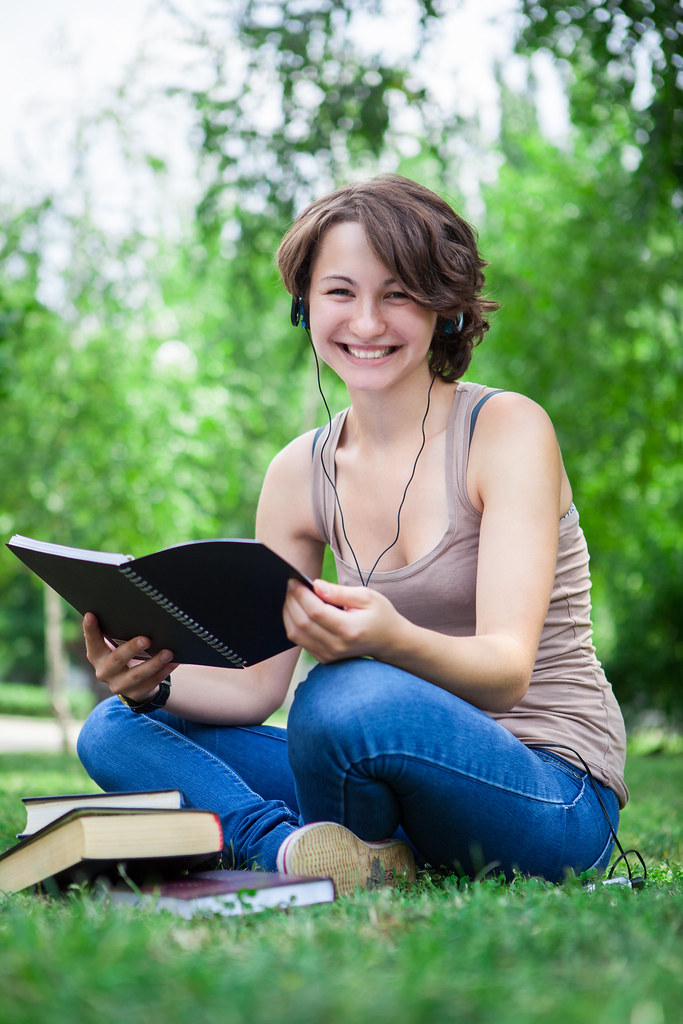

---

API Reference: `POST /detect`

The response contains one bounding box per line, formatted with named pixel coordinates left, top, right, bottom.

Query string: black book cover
left=7, top=536, right=312, bottom=667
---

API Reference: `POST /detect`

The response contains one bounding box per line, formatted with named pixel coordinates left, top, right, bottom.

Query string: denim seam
left=231, top=724, right=289, bottom=745
left=529, top=748, right=584, bottom=781
left=341, top=750, right=586, bottom=808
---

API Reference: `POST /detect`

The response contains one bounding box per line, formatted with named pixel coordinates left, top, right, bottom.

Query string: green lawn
left=0, top=747, right=681, bottom=1024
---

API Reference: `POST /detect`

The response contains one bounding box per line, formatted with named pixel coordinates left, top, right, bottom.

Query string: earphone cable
left=308, top=329, right=435, bottom=588
left=539, top=742, right=646, bottom=885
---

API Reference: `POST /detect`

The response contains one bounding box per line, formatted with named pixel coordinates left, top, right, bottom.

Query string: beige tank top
left=311, top=381, right=628, bottom=807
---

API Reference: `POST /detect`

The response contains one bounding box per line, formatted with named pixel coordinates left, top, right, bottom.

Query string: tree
left=516, top=0, right=683, bottom=213
left=3, top=0, right=680, bottom=717
left=506, top=2, right=683, bottom=716
left=162, top=0, right=454, bottom=244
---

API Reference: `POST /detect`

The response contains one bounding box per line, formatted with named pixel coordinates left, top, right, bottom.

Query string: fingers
left=283, top=580, right=370, bottom=662
left=285, top=579, right=402, bottom=665
left=312, top=578, right=371, bottom=609
left=283, top=582, right=333, bottom=658
left=83, top=612, right=150, bottom=663
left=82, top=613, right=177, bottom=700
left=285, top=580, right=344, bottom=631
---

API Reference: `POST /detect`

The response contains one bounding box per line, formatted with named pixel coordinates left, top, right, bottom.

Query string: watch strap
left=119, top=678, right=171, bottom=715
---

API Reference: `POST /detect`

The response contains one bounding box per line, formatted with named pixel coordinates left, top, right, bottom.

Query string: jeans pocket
left=530, top=747, right=586, bottom=783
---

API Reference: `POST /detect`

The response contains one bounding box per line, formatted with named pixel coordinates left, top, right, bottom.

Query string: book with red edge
left=108, top=869, right=335, bottom=918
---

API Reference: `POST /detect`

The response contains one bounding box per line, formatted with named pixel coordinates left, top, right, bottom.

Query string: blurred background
left=0, top=0, right=680, bottom=723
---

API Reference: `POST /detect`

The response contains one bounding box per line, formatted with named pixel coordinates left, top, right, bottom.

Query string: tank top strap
left=448, top=383, right=505, bottom=517
left=311, top=425, right=326, bottom=457
left=310, top=408, right=349, bottom=547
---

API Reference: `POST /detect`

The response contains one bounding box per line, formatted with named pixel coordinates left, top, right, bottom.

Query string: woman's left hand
left=283, top=578, right=402, bottom=663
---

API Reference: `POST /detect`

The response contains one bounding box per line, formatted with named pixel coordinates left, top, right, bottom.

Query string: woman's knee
left=287, top=659, right=437, bottom=776
left=289, top=658, right=478, bottom=738
left=76, top=696, right=133, bottom=774
left=289, top=660, right=402, bottom=738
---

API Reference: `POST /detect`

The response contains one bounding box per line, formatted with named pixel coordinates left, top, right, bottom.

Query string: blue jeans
left=77, top=659, right=619, bottom=880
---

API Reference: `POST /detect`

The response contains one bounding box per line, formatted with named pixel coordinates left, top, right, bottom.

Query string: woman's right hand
left=82, top=612, right=178, bottom=703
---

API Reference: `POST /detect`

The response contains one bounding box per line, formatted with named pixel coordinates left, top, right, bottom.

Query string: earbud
left=291, top=297, right=307, bottom=329
left=444, top=313, right=465, bottom=334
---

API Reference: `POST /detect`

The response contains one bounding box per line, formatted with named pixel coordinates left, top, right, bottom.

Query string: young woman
left=78, top=175, right=627, bottom=894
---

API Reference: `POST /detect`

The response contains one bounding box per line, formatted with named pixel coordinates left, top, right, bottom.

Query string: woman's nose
left=349, top=301, right=385, bottom=338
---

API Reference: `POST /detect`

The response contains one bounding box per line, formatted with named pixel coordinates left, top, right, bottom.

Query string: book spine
left=119, top=566, right=246, bottom=668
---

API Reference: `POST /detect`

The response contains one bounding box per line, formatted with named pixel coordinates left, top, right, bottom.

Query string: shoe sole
left=276, top=821, right=416, bottom=897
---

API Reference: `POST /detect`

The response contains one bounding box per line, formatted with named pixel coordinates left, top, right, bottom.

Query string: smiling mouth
left=343, top=344, right=396, bottom=360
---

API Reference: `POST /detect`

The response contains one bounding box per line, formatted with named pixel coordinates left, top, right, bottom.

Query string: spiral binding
left=120, top=565, right=246, bottom=667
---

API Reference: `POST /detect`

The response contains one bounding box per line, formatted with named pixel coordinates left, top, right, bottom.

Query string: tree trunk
left=44, top=585, right=73, bottom=751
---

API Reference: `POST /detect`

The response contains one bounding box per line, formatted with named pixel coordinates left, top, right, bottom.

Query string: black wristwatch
left=119, top=678, right=171, bottom=715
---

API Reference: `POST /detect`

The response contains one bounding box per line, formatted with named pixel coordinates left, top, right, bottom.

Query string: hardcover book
left=7, top=535, right=312, bottom=668
left=19, top=789, right=185, bottom=837
left=108, top=869, right=336, bottom=918
left=0, top=808, right=223, bottom=894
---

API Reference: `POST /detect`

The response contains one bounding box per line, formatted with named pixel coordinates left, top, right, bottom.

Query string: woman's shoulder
left=465, top=385, right=566, bottom=512
left=263, top=428, right=321, bottom=488
left=466, top=385, right=556, bottom=437
left=256, top=429, right=327, bottom=565
left=269, top=407, right=349, bottom=474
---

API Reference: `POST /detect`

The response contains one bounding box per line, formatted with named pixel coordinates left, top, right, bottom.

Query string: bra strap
left=468, top=389, right=506, bottom=446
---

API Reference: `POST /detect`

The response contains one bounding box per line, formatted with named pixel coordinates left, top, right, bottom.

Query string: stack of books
left=0, top=789, right=335, bottom=916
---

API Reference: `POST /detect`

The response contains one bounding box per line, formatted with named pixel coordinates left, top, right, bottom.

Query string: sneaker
left=276, top=821, right=416, bottom=897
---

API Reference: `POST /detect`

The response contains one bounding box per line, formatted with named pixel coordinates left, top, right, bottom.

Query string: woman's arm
left=83, top=430, right=325, bottom=725
left=82, top=615, right=303, bottom=725
left=283, top=394, right=566, bottom=713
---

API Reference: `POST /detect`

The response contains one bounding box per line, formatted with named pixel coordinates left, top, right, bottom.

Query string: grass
left=0, top=682, right=95, bottom=720
left=0, top=748, right=681, bottom=1024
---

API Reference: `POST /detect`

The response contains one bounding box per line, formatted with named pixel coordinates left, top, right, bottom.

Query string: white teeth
left=346, top=346, right=393, bottom=359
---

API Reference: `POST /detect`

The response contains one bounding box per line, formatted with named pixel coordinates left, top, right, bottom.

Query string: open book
left=7, top=535, right=312, bottom=668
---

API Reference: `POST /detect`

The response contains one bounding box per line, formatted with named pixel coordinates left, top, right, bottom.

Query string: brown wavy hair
left=276, top=174, right=498, bottom=381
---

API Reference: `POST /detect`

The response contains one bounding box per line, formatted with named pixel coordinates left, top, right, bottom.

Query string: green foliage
left=0, top=201, right=323, bottom=682
left=0, top=0, right=680, bottom=716
left=0, top=748, right=681, bottom=1024
left=178, top=0, right=445, bottom=238
left=0, top=199, right=60, bottom=398
left=516, top=0, right=683, bottom=212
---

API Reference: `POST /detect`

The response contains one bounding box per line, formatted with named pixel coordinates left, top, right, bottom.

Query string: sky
left=0, top=0, right=568, bottom=228
left=0, top=1, right=199, bottom=219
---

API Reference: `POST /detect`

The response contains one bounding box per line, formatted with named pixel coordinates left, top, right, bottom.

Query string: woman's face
left=307, top=220, right=438, bottom=395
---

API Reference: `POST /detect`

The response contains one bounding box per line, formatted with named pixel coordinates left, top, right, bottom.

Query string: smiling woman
left=277, top=174, right=498, bottom=383
left=305, top=221, right=438, bottom=393
left=75, top=174, right=628, bottom=897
